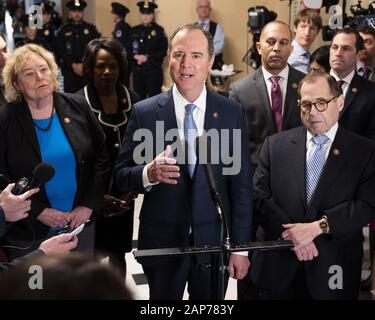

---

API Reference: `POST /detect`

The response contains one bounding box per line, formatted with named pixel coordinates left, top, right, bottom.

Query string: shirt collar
left=292, top=39, right=309, bottom=56
left=262, top=64, right=289, bottom=81
left=172, top=84, right=207, bottom=113
left=306, top=122, right=338, bottom=145
left=330, top=69, right=355, bottom=84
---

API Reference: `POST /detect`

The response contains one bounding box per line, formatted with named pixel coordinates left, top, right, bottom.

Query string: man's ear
left=337, top=94, right=344, bottom=112
left=256, top=42, right=261, bottom=55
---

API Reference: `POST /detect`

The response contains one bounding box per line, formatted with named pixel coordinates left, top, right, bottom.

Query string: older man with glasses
left=251, top=71, right=375, bottom=300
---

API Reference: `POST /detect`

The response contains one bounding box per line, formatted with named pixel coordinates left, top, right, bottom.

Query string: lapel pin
left=213, top=112, right=219, bottom=119
left=64, top=117, right=71, bottom=124
left=292, top=83, right=298, bottom=89
left=352, top=87, right=358, bottom=93
left=333, top=148, right=340, bottom=156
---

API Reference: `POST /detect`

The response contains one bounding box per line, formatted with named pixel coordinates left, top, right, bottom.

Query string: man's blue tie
left=184, top=104, right=198, bottom=177
left=306, top=134, right=329, bottom=205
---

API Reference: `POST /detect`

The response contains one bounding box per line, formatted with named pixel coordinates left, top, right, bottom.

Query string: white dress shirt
left=306, top=123, right=338, bottom=161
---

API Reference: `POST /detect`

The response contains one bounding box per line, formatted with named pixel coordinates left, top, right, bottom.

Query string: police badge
left=84, top=28, right=90, bottom=35
left=116, top=30, right=122, bottom=38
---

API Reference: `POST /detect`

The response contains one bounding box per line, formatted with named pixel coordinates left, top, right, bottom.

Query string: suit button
left=81, top=160, right=85, bottom=164
left=114, top=143, right=120, bottom=149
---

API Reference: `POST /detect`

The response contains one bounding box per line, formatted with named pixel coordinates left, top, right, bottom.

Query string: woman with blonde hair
left=0, top=44, right=109, bottom=260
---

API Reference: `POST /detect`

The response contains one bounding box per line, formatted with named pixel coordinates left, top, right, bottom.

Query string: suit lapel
left=342, top=73, right=360, bottom=115
left=255, top=69, right=276, bottom=131
left=290, top=127, right=307, bottom=208
left=16, top=100, right=41, bottom=160
left=53, top=93, right=81, bottom=160
left=283, top=68, right=300, bottom=129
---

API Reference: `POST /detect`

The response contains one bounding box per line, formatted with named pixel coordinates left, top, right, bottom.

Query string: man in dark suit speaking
left=114, top=24, right=252, bottom=300
left=252, top=71, right=375, bottom=299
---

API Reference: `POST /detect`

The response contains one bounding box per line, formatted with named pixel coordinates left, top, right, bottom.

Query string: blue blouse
left=34, top=112, right=77, bottom=213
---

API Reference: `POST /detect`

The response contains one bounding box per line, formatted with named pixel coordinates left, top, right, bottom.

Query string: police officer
left=15, top=13, right=53, bottom=52
left=47, top=0, right=63, bottom=30
left=131, top=1, right=168, bottom=99
left=56, top=0, right=101, bottom=93
left=111, top=2, right=132, bottom=86
left=35, top=2, right=57, bottom=57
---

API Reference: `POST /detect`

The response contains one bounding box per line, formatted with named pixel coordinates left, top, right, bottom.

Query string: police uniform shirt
left=36, top=21, right=57, bottom=53
left=57, top=20, right=101, bottom=68
left=113, top=19, right=132, bottom=55
left=131, top=21, right=168, bottom=68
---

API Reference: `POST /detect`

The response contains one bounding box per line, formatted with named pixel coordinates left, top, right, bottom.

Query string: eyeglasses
left=298, top=96, right=337, bottom=113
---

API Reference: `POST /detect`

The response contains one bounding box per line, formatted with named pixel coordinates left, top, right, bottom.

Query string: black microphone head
left=31, top=163, right=55, bottom=187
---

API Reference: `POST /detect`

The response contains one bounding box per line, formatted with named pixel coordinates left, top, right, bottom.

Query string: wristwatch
left=319, top=216, right=330, bottom=234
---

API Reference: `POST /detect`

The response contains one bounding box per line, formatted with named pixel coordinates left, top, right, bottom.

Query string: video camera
left=248, top=6, right=277, bottom=33
left=322, top=0, right=375, bottom=41
left=244, top=6, right=277, bottom=69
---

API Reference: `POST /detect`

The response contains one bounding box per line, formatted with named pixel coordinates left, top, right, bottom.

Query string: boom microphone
left=12, top=163, right=55, bottom=195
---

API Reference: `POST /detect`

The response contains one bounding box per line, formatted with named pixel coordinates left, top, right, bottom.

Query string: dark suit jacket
left=339, top=73, right=375, bottom=141
left=229, top=65, right=305, bottom=168
left=0, top=92, right=109, bottom=251
left=113, top=89, right=253, bottom=268
left=251, top=126, right=375, bottom=299
left=0, top=208, right=5, bottom=238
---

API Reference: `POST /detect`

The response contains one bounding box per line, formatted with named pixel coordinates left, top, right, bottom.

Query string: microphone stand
left=134, top=240, right=294, bottom=300
left=210, top=188, right=230, bottom=300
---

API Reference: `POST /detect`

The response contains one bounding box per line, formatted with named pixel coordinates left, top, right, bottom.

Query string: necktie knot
left=302, top=52, right=310, bottom=60
left=198, top=21, right=206, bottom=28
left=337, top=79, right=345, bottom=88
left=185, top=103, right=196, bottom=115
left=312, top=134, right=329, bottom=150
left=270, top=75, right=281, bottom=85
left=359, top=66, right=371, bottom=79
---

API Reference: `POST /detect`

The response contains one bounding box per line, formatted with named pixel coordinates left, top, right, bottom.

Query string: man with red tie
left=229, top=20, right=305, bottom=299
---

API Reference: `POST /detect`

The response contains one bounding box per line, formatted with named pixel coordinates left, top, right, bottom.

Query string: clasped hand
left=282, top=222, right=321, bottom=261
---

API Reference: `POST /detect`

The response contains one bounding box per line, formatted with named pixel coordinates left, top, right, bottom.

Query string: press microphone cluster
left=11, top=163, right=55, bottom=195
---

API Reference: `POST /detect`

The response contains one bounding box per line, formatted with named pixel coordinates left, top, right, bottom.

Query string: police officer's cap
left=137, top=1, right=158, bottom=14
left=66, top=0, right=87, bottom=11
left=111, top=2, right=129, bottom=17
left=35, top=1, right=53, bottom=14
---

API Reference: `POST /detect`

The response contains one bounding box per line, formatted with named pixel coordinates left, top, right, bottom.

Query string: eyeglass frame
left=298, top=95, right=339, bottom=113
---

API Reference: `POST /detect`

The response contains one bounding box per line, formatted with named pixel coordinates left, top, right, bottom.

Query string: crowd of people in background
left=0, top=0, right=375, bottom=300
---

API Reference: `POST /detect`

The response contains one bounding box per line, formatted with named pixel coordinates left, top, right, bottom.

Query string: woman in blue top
left=0, top=44, right=109, bottom=260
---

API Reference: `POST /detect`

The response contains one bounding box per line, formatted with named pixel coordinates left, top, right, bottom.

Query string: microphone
left=12, top=163, right=55, bottom=195
left=195, top=135, right=219, bottom=195
left=195, top=135, right=230, bottom=243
